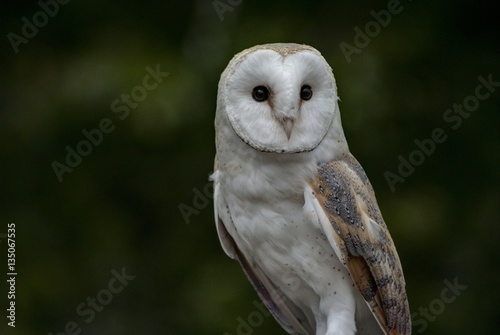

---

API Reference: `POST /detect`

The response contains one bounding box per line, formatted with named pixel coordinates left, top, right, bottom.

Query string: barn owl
left=211, top=43, right=410, bottom=335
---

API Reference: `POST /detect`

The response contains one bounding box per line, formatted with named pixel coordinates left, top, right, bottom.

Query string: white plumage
left=211, top=43, right=410, bottom=335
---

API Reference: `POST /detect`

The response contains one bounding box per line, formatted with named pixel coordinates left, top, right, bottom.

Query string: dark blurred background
left=0, top=0, right=499, bottom=334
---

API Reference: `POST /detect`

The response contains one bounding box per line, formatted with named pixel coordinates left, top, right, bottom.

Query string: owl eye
left=252, top=86, right=269, bottom=102
left=300, top=85, right=313, bottom=100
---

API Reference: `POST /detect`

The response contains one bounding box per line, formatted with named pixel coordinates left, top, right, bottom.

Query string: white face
left=222, top=46, right=338, bottom=153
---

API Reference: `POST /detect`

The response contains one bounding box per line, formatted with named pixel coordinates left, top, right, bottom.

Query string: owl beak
left=282, top=118, right=294, bottom=140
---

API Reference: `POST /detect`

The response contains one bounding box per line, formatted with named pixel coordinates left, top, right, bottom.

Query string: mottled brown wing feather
left=310, top=153, right=411, bottom=335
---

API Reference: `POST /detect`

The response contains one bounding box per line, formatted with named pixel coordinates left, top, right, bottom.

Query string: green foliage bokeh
left=0, top=0, right=499, bottom=334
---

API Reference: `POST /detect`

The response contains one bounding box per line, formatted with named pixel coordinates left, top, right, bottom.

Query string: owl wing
left=304, top=153, right=411, bottom=335
left=212, top=170, right=314, bottom=335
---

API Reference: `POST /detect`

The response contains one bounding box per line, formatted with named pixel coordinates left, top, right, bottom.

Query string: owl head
left=216, top=43, right=346, bottom=154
